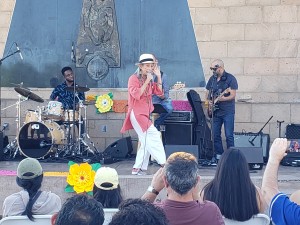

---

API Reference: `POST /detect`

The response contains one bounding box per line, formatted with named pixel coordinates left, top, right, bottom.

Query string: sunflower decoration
left=65, top=161, right=101, bottom=195
left=95, top=92, right=114, bottom=113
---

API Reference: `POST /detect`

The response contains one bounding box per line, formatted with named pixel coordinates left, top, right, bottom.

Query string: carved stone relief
left=76, top=0, right=120, bottom=81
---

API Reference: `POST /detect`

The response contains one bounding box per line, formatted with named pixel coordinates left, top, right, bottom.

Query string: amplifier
left=234, top=132, right=270, bottom=163
left=164, top=111, right=194, bottom=123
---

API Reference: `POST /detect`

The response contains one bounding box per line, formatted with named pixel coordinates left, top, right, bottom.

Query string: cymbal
left=66, top=86, right=90, bottom=92
left=14, top=87, right=44, bottom=103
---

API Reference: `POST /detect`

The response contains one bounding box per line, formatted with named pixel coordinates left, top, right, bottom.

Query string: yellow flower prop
left=65, top=161, right=100, bottom=194
left=95, top=93, right=113, bottom=113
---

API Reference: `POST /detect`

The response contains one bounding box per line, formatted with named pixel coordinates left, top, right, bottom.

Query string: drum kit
left=2, top=84, right=100, bottom=161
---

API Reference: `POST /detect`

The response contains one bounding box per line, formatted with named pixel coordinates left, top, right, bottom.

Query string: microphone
left=71, top=42, right=75, bottom=61
left=248, top=139, right=255, bottom=146
left=147, top=72, right=153, bottom=84
left=15, top=43, right=23, bottom=60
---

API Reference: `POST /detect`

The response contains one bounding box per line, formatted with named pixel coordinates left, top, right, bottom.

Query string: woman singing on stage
left=121, top=53, right=166, bottom=175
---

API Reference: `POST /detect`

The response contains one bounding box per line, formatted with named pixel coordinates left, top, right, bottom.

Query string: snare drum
left=63, top=110, right=79, bottom=122
left=17, top=121, right=65, bottom=159
left=45, top=101, right=63, bottom=120
left=25, top=110, right=39, bottom=123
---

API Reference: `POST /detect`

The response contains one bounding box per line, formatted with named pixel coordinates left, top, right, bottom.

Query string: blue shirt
left=206, top=71, right=238, bottom=116
left=270, top=193, right=300, bottom=225
left=152, top=72, right=171, bottom=104
left=50, top=81, right=85, bottom=110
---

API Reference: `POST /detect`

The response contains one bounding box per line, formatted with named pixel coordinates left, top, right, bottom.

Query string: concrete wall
left=0, top=0, right=15, bottom=58
left=188, top=0, right=300, bottom=103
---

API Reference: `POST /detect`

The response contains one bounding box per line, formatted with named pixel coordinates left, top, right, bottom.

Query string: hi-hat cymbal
left=66, top=86, right=90, bottom=92
left=14, top=87, right=44, bottom=103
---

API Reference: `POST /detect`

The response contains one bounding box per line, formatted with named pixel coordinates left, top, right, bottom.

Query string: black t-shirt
left=206, top=71, right=238, bottom=116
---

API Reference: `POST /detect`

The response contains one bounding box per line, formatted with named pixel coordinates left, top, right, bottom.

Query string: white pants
left=130, top=110, right=166, bottom=170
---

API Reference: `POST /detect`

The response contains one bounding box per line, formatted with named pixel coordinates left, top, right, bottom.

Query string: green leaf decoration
left=91, top=163, right=101, bottom=172
left=108, top=92, right=113, bottom=98
left=68, top=161, right=76, bottom=169
left=65, top=184, right=74, bottom=193
left=87, top=191, right=93, bottom=196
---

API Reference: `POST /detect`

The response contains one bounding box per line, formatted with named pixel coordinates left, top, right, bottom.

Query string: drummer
left=50, top=66, right=85, bottom=133
left=50, top=66, right=85, bottom=110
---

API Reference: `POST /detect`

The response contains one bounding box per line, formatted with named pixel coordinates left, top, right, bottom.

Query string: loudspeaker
left=162, top=123, right=193, bottom=145
left=238, top=147, right=264, bottom=170
left=104, top=137, right=133, bottom=158
left=165, top=145, right=199, bottom=161
left=234, top=132, right=270, bottom=162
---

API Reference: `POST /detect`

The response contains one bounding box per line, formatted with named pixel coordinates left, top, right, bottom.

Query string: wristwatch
left=147, top=186, right=159, bottom=195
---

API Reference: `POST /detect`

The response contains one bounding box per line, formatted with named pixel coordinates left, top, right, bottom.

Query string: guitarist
left=205, top=59, right=238, bottom=162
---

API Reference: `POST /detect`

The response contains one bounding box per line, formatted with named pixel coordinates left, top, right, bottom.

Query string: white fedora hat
left=135, top=53, right=156, bottom=66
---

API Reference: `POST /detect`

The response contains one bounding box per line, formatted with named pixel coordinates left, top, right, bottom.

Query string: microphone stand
left=248, top=116, right=273, bottom=146
left=0, top=49, right=22, bottom=127
left=71, top=42, right=78, bottom=157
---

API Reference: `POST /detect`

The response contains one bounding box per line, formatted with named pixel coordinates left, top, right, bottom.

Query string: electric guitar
left=207, top=88, right=231, bottom=118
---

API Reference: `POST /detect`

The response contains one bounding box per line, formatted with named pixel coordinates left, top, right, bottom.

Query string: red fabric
left=172, top=100, right=193, bottom=111
left=120, top=74, right=163, bottom=133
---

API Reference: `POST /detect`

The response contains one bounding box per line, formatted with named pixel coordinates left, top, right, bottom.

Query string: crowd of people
left=1, top=54, right=299, bottom=225
left=1, top=138, right=299, bottom=225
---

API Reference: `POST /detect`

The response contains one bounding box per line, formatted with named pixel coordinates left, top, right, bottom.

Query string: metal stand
left=0, top=44, right=23, bottom=130
left=2, top=94, right=27, bottom=157
left=249, top=116, right=273, bottom=146
left=277, top=120, right=284, bottom=138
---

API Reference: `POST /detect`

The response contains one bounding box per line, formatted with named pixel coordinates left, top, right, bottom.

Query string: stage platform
left=0, top=159, right=299, bottom=208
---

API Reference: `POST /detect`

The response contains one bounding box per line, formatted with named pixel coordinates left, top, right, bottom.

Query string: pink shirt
left=120, top=74, right=163, bottom=133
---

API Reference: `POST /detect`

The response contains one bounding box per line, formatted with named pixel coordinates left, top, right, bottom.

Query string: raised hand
left=269, top=138, right=288, bottom=163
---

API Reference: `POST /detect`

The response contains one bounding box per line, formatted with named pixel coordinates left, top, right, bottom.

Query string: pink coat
left=120, top=74, right=163, bottom=133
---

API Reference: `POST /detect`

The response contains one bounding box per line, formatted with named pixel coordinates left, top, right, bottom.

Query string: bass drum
left=17, top=121, right=65, bottom=159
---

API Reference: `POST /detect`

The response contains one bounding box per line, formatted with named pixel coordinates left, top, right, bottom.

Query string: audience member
left=201, top=148, right=266, bottom=221
left=262, top=138, right=300, bottom=224
left=109, top=198, right=168, bottom=225
left=142, top=152, right=224, bottom=225
left=93, top=167, right=123, bottom=208
left=2, top=158, right=61, bottom=220
left=290, top=190, right=300, bottom=205
left=52, top=194, right=104, bottom=225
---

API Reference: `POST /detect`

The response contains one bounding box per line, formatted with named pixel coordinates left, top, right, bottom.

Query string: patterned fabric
left=112, top=100, right=128, bottom=113
left=172, top=100, right=193, bottom=111
left=50, top=81, right=85, bottom=109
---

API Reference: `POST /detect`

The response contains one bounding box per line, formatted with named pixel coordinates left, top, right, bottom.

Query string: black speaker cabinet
left=104, top=137, right=133, bottom=158
left=165, top=145, right=199, bottom=162
left=234, top=132, right=270, bottom=163
left=238, top=147, right=264, bottom=170
left=162, top=123, right=193, bottom=145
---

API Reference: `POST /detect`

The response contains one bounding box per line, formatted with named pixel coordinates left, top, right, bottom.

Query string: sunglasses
left=210, top=64, right=220, bottom=71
